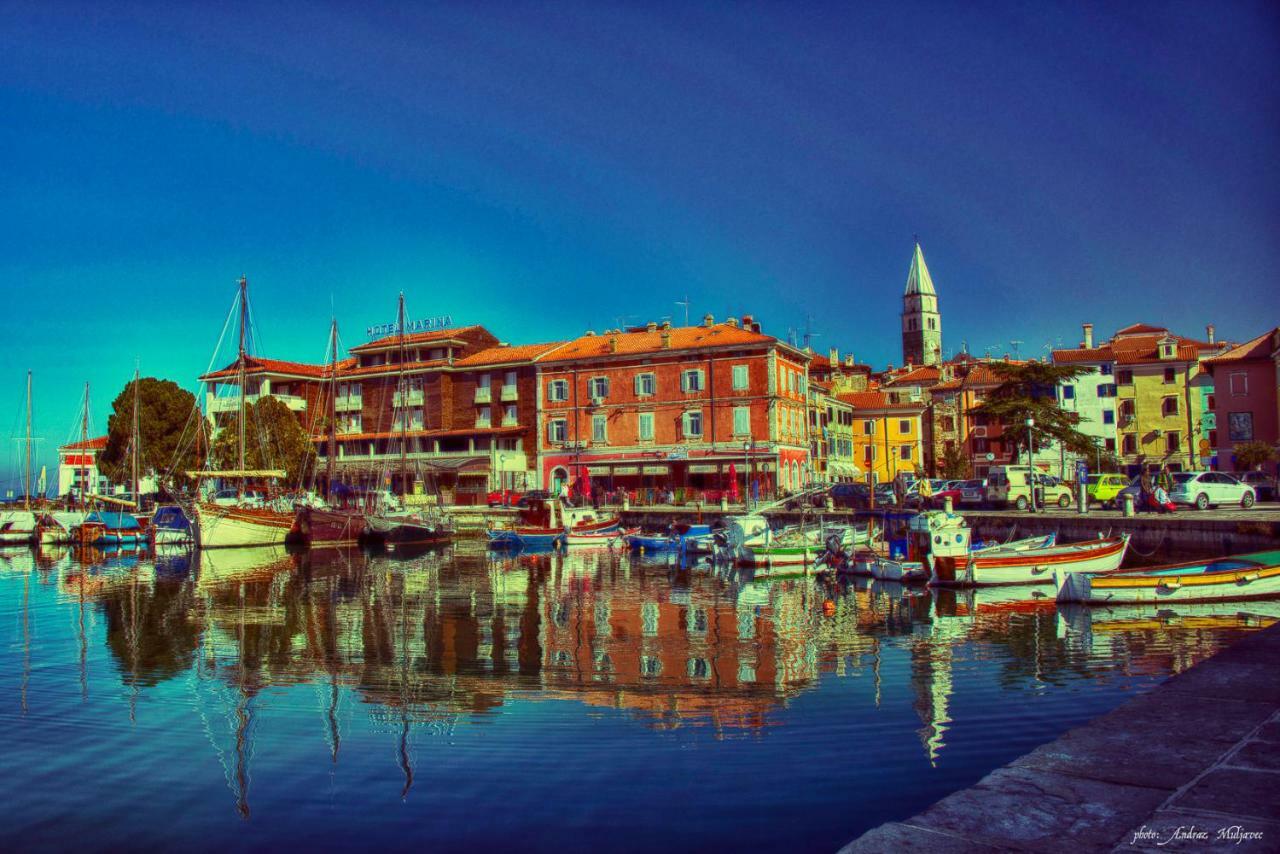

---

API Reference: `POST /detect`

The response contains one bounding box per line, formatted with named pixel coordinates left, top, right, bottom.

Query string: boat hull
left=291, top=507, right=368, bottom=546
left=1056, top=550, right=1280, bottom=604
left=487, top=517, right=619, bottom=549
left=931, top=537, right=1129, bottom=587
left=195, top=503, right=291, bottom=548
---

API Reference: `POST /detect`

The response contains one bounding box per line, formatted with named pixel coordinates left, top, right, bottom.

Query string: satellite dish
left=985, top=452, right=995, bottom=461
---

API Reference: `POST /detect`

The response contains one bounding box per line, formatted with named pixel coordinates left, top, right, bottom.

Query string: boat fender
left=822, top=600, right=836, bottom=616
left=1159, top=578, right=1182, bottom=590
left=1239, top=572, right=1259, bottom=583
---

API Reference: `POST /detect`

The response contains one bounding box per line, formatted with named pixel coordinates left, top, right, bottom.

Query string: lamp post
left=743, top=440, right=752, bottom=510
left=1026, top=417, right=1036, bottom=513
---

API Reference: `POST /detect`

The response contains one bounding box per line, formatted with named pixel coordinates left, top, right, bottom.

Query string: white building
left=1041, top=323, right=1119, bottom=478
left=57, top=436, right=109, bottom=498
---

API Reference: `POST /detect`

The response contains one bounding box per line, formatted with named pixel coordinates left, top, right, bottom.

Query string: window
left=1062, top=385, right=1075, bottom=400
left=683, top=410, right=703, bottom=438
left=1165, top=431, right=1180, bottom=454
left=1118, top=369, right=1133, bottom=385
left=864, top=446, right=874, bottom=464
left=504, top=370, right=517, bottom=388
left=1120, top=400, right=1135, bottom=418
left=1104, top=437, right=1116, bottom=452
left=1162, top=396, right=1178, bottom=417
left=592, top=413, right=607, bottom=443
left=863, top=419, right=875, bottom=435
left=504, top=404, right=517, bottom=424
left=1208, top=430, right=1217, bottom=447
left=547, top=379, right=568, bottom=402
left=634, top=372, right=655, bottom=396
left=973, top=412, right=989, bottom=427
left=548, top=419, right=567, bottom=443
left=732, top=364, right=748, bottom=390
left=898, top=419, right=911, bottom=434
left=1097, top=383, right=1116, bottom=398
left=1207, top=394, right=1215, bottom=411
left=973, top=437, right=989, bottom=453
left=477, top=374, right=491, bottom=389
left=733, top=406, right=750, bottom=436
left=1102, top=410, right=1115, bottom=425
left=940, top=416, right=955, bottom=432
left=899, top=445, right=911, bottom=460
left=1229, top=372, right=1248, bottom=396
left=477, top=405, right=491, bottom=426
left=638, top=412, right=654, bottom=441
left=1122, top=434, right=1137, bottom=454
left=589, top=377, right=610, bottom=399
left=1100, top=364, right=1113, bottom=376
left=681, top=369, right=705, bottom=392
left=1163, top=367, right=1176, bottom=384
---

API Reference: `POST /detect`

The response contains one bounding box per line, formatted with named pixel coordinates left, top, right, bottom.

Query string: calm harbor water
left=1, top=543, right=1274, bottom=852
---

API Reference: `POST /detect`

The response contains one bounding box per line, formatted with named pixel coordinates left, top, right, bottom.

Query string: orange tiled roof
left=455, top=341, right=568, bottom=367
left=1114, top=322, right=1169, bottom=337
left=541, top=322, right=791, bottom=362
left=1203, top=328, right=1276, bottom=364
left=313, top=425, right=524, bottom=442
left=201, top=355, right=338, bottom=380
left=349, top=324, right=488, bottom=353
left=341, top=358, right=450, bottom=377
left=61, top=435, right=108, bottom=451
left=837, top=391, right=925, bottom=411
left=886, top=365, right=941, bottom=385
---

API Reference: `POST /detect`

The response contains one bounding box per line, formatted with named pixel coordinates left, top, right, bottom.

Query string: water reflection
left=1, top=541, right=1273, bottom=844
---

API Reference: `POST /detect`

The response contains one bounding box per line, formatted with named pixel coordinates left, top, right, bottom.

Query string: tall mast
left=237, top=275, right=248, bottom=478
left=82, top=382, right=89, bottom=512
left=131, top=364, right=141, bottom=504
left=327, top=317, right=338, bottom=498
left=24, top=370, right=32, bottom=509
left=397, top=292, right=407, bottom=497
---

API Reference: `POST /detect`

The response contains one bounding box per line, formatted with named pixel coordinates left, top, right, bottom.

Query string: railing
left=392, top=390, right=424, bottom=406
left=501, top=416, right=519, bottom=427
left=500, top=385, right=518, bottom=402
left=335, top=396, right=363, bottom=411
left=474, top=387, right=492, bottom=403
left=475, top=418, right=492, bottom=429
left=209, top=393, right=307, bottom=413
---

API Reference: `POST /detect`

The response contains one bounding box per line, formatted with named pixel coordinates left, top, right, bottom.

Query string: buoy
left=823, top=600, right=836, bottom=616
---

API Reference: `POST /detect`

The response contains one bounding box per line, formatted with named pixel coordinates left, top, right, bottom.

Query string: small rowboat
left=1055, top=548, right=1280, bottom=604
left=488, top=516, right=621, bottom=549
left=557, top=526, right=636, bottom=547
left=858, top=553, right=929, bottom=583
left=930, top=535, right=1130, bottom=587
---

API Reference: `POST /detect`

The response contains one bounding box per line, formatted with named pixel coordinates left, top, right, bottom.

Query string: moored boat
left=930, top=535, right=1129, bottom=587
left=290, top=504, right=369, bottom=546
left=78, top=510, right=144, bottom=546
left=150, top=505, right=194, bottom=546
left=195, top=500, right=292, bottom=548
left=1055, top=548, right=1280, bottom=605
left=0, top=510, right=38, bottom=546
left=37, top=511, right=87, bottom=545
left=557, top=526, right=635, bottom=547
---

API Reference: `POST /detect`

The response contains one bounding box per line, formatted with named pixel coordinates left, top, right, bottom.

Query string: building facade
left=840, top=391, right=926, bottom=483
left=902, top=241, right=942, bottom=367
left=535, top=315, right=812, bottom=501
left=1203, top=327, right=1280, bottom=475
left=57, top=436, right=109, bottom=498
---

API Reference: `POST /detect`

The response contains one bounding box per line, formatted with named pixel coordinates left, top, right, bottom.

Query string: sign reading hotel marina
left=366, top=315, right=454, bottom=338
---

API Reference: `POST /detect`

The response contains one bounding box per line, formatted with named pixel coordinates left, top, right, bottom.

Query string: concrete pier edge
left=838, top=623, right=1280, bottom=853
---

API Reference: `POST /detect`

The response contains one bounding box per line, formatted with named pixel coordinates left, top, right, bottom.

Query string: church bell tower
left=902, top=239, right=942, bottom=366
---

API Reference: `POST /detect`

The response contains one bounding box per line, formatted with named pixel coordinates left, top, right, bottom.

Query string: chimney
left=828, top=347, right=838, bottom=365
left=843, top=355, right=854, bottom=368
left=726, top=317, right=739, bottom=328
left=585, top=329, right=596, bottom=337
left=661, top=329, right=672, bottom=349
left=609, top=336, right=619, bottom=353
left=741, top=314, right=753, bottom=328
left=646, top=321, right=657, bottom=332
left=702, top=313, right=714, bottom=327
left=661, top=320, right=672, bottom=330
left=1082, top=322, right=1094, bottom=349
left=1206, top=324, right=1215, bottom=345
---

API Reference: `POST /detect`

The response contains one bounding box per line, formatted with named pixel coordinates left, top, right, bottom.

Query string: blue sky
left=2, top=1, right=1278, bottom=491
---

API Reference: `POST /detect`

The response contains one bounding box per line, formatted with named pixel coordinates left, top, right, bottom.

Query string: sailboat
left=288, top=318, right=370, bottom=547
left=192, top=276, right=292, bottom=548
left=364, top=293, right=454, bottom=547
left=40, top=383, right=93, bottom=545
left=1, top=371, right=39, bottom=546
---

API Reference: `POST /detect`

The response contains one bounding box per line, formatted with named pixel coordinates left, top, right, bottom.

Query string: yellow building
left=839, top=391, right=925, bottom=483
left=1055, top=323, right=1229, bottom=475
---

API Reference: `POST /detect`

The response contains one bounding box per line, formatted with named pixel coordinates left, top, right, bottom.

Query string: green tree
left=937, top=443, right=971, bottom=480
left=211, top=396, right=317, bottom=485
left=1233, top=441, right=1278, bottom=471
left=968, top=362, right=1106, bottom=461
left=101, top=377, right=202, bottom=488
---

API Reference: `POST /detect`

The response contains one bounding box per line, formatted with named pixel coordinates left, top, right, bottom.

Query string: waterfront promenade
left=841, top=623, right=1280, bottom=852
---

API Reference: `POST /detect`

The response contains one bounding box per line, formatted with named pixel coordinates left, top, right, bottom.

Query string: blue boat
left=626, top=523, right=713, bottom=552
left=83, top=511, right=143, bottom=546
left=151, top=505, right=194, bottom=546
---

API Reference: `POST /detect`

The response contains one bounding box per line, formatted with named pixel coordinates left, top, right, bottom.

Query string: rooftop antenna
left=1008, top=340, right=1023, bottom=359
left=674, top=296, right=690, bottom=328
left=803, top=314, right=821, bottom=350
left=613, top=313, right=636, bottom=330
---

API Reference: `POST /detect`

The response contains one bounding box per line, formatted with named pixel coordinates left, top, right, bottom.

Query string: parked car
left=516, top=490, right=553, bottom=507
left=1086, top=473, right=1129, bottom=508
left=930, top=481, right=965, bottom=508
left=1237, top=472, right=1276, bottom=502
left=1167, top=472, right=1256, bottom=510
left=986, top=466, right=1073, bottom=510
left=956, top=479, right=987, bottom=507
left=486, top=489, right=524, bottom=507
left=828, top=482, right=895, bottom=509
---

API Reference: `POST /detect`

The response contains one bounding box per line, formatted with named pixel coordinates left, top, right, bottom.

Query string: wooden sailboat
left=1, top=371, right=39, bottom=545
left=1055, top=548, right=1280, bottom=605
left=365, top=293, right=454, bottom=546
left=193, top=276, right=291, bottom=548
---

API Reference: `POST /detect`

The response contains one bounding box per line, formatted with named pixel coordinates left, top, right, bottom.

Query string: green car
left=1086, top=473, right=1129, bottom=508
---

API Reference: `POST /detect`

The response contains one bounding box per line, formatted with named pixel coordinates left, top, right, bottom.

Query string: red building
left=535, top=314, right=811, bottom=501
left=1203, top=327, right=1280, bottom=475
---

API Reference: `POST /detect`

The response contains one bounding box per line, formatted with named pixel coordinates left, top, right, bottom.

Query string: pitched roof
left=454, top=341, right=567, bottom=367
left=885, top=365, right=941, bottom=385
left=1113, top=323, right=1169, bottom=337
left=349, top=324, right=487, bottom=353
left=61, top=435, right=108, bottom=451
left=201, top=355, right=334, bottom=381
left=837, top=390, right=925, bottom=412
left=1054, top=328, right=1227, bottom=366
left=1203, top=328, right=1277, bottom=364
left=541, top=322, right=791, bottom=363
left=904, top=241, right=936, bottom=297
left=931, top=361, right=1009, bottom=391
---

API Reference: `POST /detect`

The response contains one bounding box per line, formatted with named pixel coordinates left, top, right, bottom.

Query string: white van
left=985, top=466, right=1072, bottom=510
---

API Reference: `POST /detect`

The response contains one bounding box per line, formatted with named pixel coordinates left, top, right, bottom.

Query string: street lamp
left=742, top=440, right=751, bottom=509
left=1025, top=417, right=1036, bottom=513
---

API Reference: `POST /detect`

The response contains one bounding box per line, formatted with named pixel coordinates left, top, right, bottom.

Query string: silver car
left=1167, top=472, right=1256, bottom=510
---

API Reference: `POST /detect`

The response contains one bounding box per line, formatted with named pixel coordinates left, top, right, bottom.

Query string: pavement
left=839, top=623, right=1280, bottom=853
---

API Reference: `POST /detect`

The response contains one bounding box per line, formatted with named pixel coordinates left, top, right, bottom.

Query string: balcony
left=475, top=417, right=492, bottom=429
left=500, top=385, right=518, bottom=402
left=392, top=390, right=424, bottom=407
left=474, top=387, right=492, bottom=404
left=335, top=396, right=363, bottom=412
left=209, top=393, right=306, bottom=414
left=502, top=415, right=519, bottom=427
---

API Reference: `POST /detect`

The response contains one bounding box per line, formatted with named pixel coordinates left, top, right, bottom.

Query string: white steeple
left=901, top=238, right=942, bottom=366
